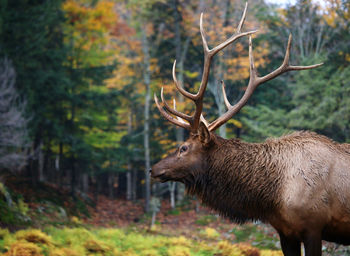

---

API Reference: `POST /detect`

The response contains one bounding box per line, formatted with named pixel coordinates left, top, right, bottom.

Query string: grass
left=229, top=224, right=280, bottom=250
left=195, top=215, right=218, bottom=226
left=0, top=226, right=283, bottom=256
left=167, top=209, right=181, bottom=216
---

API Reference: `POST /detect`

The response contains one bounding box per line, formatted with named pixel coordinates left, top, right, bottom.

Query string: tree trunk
left=31, top=134, right=41, bottom=186
left=218, top=98, right=226, bottom=138
left=132, top=169, right=137, bottom=200
left=82, top=173, right=89, bottom=194
left=168, top=182, right=176, bottom=209
left=38, top=141, right=44, bottom=182
left=58, top=142, right=63, bottom=188
left=151, top=211, right=157, bottom=229
left=126, top=111, right=132, bottom=200
left=70, top=157, right=76, bottom=198
left=94, top=176, right=100, bottom=202
left=126, top=170, right=132, bottom=200
left=44, top=144, right=53, bottom=183
left=195, top=200, right=200, bottom=213
left=108, top=173, right=114, bottom=199
left=44, top=150, right=50, bottom=182
left=142, top=27, right=151, bottom=212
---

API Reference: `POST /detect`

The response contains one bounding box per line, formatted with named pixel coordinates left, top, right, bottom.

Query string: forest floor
left=84, top=196, right=350, bottom=256
left=1, top=176, right=349, bottom=255
left=85, top=195, right=280, bottom=248
left=2, top=175, right=281, bottom=250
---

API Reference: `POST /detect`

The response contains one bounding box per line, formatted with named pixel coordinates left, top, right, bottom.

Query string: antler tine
left=258, top=34, right=323, bottom=84
left=154, top=93, right=191, bottom=130
left=237, top=2, right=248, bottom=33
left=208, top=35, right=323, bottom=132
left=160, top=87, right=192, bottom=121
left=200, top=114, right=209, bottom=127
left=200, top=13, right=210, bottom=54
left=173, top=99, right=189, bottom=125
left=221, top=80, right=232, bottom=109
left=209, top=18, right=257, bottom=56
left=172, top=60, right=196, bottom=100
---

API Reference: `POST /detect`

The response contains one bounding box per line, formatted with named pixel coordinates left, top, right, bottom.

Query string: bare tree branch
left=0, top=58, right=30, bottom=171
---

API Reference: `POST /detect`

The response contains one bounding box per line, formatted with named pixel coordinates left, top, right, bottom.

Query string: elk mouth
left=151, top=170, right=170, bottom=183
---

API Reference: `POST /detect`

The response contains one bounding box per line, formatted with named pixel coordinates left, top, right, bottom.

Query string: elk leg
left=279, top=232, right=301, bottom=256
left=303, top=233, right=322, bottom=256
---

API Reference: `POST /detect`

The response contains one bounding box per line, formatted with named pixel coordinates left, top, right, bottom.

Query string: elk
left=150, top=3, right=350, bottom=256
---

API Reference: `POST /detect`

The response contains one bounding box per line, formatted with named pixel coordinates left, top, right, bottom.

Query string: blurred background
left=0, top=0, right=349, bottom=255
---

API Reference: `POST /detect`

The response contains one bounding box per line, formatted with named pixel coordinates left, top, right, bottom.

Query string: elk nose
left=149, top=168, right=152, bottom=174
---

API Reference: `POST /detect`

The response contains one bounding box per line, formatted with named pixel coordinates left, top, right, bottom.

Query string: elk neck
left=186, top=135, right=284, bottom=224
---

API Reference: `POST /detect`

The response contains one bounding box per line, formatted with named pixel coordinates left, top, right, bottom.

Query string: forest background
left=0, top=0, right=349, bottom=243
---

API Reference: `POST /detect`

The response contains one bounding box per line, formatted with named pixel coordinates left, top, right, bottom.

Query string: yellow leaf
left=228, top=119, right=242, bottom=128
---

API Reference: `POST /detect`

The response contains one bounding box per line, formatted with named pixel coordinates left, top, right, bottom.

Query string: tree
left=108, top=0, right=167, bottom=210
left=241, top=0, right=349, bottom=143
left=106, top=16, right=143, bottom=201
left=0, top=58, right=29, bottom=171
left=61, top=0, right=121, bottom=197
left=0, top=0, right=68, bottom=184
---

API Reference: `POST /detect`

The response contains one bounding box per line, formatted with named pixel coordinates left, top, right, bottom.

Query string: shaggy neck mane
left=185, top=137, right=284, bottom=224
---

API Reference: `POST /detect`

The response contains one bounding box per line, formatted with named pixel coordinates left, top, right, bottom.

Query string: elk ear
left=198, top=122, right=211, bottom=145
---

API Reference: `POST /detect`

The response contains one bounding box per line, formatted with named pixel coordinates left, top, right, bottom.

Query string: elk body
left=150, top=3, right=350, bottom=256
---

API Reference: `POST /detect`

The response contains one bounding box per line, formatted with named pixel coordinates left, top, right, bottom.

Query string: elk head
left=150, top=3, right=322, bottom=183
left=151, top=121, right=213, bottom=183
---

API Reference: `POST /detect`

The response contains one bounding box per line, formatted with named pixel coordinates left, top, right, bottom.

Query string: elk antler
left=155, top=2, right=256, bottom=133
left=154, top=3, right=322, bottom=134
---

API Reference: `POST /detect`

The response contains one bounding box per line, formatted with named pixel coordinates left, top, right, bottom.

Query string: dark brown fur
left=186, top=136, right=284, bottom=223
left=151, top=125, right=350, bottom=256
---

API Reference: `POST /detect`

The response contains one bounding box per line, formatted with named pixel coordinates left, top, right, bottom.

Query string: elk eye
left=180, top=145, right=188, bottom=153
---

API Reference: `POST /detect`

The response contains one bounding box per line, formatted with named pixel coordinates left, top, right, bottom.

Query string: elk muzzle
left=150, top=162, right=168, bottom=182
